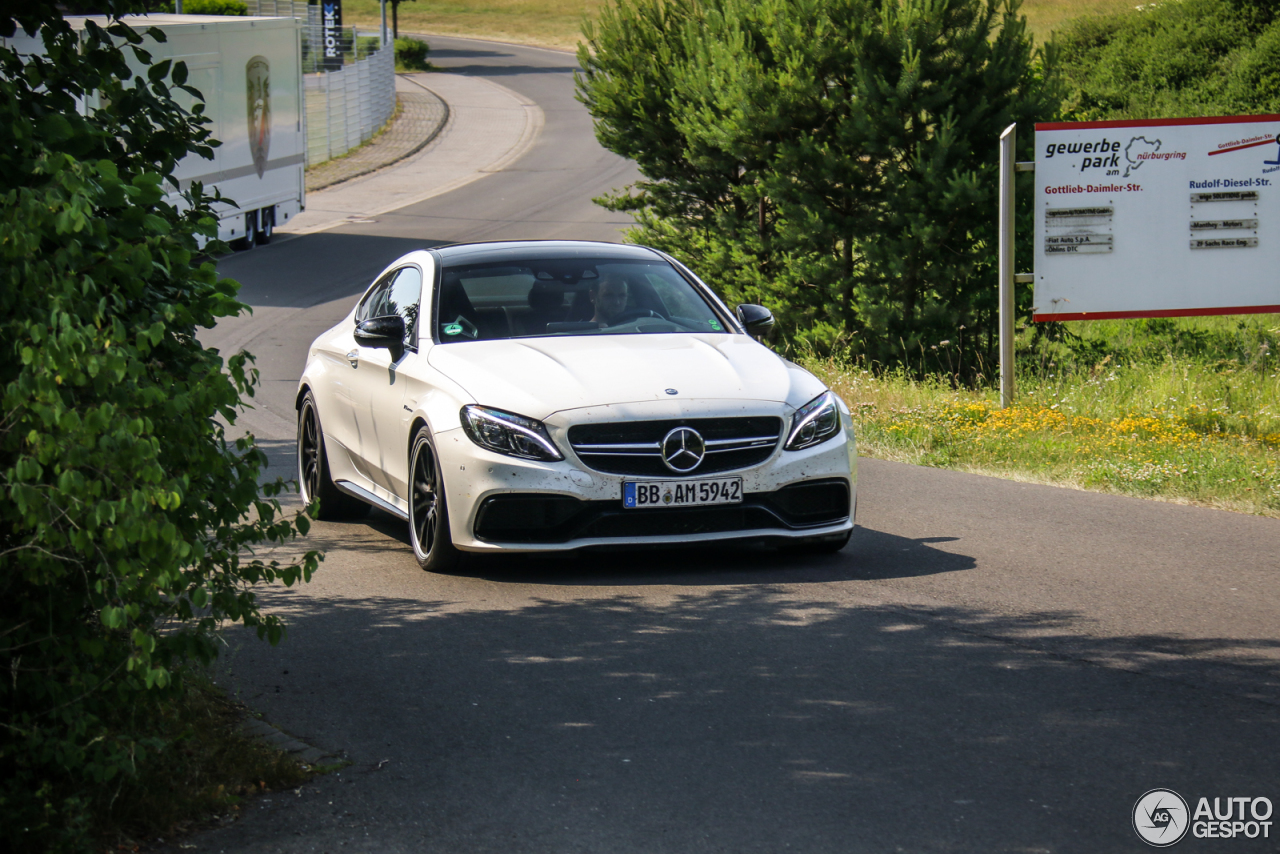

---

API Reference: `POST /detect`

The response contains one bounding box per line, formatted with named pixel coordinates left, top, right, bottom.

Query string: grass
left=803, top=316, right=1280, bottom=517
left=343, top=0, right=605, bottom=51
left=340, top=0, right=1145, bottom=51
left=91, top=667, right=318, bottom=850
left=1020, top=0, right=1138, bottom=41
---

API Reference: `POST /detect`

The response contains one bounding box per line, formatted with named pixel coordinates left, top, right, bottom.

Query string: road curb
left=239, top=716, right=344, bottom=769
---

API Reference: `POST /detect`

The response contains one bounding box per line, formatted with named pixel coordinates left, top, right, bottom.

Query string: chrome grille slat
left=705, top=435, right=777, bottom=448
left=577, top=451, right=662, bottom=457
left=567, top=417, right=783, bottom=477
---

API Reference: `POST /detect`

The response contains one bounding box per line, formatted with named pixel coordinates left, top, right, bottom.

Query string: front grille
left=567, top=416, right=783, bottom=477
left=472, top=479, right=849, bottom=544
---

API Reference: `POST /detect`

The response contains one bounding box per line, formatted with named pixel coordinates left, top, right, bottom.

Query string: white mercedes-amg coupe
left=296, top=241, right=857, bottom=570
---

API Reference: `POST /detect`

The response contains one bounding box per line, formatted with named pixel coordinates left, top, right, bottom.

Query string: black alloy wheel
left=409, top=426, right=462, bottom=572
left=297, top=392, right=367, bottom=519
left=255, top=206, right=275, bottom=245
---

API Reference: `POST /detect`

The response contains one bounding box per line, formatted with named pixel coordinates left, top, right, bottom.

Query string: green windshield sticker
left=708, top=319, right=722, bottom=330
left=443, top=323, right=463, bottom=336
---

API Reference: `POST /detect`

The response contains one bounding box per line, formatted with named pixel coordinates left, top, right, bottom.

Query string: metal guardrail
left=245, top=0, right=396, bottom=166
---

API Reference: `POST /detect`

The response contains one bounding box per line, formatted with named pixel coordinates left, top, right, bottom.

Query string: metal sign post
left=998, top=124, right=1016, bottom=408
left=997, top=123, right=1036, bottom=408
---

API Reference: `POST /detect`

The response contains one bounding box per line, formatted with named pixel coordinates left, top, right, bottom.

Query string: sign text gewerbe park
left=1033, top=115, right=1280, bottom=321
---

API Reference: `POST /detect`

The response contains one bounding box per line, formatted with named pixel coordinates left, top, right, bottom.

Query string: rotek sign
left=321, top=0, right=343, bottom=72
left=1034, top=114, right=1280, bottom=321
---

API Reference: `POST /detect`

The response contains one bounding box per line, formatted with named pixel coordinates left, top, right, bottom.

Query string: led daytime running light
left=785, top=391, right=841, bottom=450
left=461, top=405, right=563, bottom=461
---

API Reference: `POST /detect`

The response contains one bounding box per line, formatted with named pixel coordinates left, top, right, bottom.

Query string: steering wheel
left=605, top=308, right=661, bottom=326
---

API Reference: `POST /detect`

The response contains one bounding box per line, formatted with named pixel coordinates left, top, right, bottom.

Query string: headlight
left=785, top=391, right=841, bottom=450
left=461, top=405, right=563, bottom=462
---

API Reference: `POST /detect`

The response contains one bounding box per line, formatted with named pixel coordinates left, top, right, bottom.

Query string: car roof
left=432, top=240, right=663, bottom=266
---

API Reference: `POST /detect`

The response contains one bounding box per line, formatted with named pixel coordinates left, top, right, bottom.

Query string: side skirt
left=334, top=480, right=409, bottom=521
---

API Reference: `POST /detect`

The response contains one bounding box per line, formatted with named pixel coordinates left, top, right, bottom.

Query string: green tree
left=844, top=0, right=1053, bottom=369
left=578, top=0, right=759, bottom=243
left=0, top=3, right=320, bottom=850
left=391, top=0, right=417, bottom=40
left=578, top=0, right=1056, bottom=375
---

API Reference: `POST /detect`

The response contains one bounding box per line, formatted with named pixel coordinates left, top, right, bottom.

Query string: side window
left=355, top=266, right=423, bottom=347
left=356, top=273, right=394, bottom=324
left=386, top=266, right=422, bottom=346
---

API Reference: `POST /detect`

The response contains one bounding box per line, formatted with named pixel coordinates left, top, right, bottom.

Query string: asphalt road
left=189, top=37, right=1280, bottom=854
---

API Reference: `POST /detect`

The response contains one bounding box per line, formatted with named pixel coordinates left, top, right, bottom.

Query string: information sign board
left=1033, top=115, right=1280, bottom=321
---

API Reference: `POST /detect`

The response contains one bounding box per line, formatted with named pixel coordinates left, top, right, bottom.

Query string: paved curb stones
left=305, top=77, right=450, bottom=193
left=238, top=716, right=343, bottom=768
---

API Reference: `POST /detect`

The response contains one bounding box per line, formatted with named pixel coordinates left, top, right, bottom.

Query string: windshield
left=433, top=256, right=729, bottom=343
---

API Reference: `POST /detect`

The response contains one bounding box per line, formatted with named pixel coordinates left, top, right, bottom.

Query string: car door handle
left=346, top=350, right=359, bottom=368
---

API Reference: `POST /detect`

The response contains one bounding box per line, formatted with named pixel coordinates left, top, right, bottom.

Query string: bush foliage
left=1057, top=0, right=1280, bottom=120
left=577, top=0, right=1058, bottom=374
left=395, top=36, right=432, bottom=71
left=165, top=0, right=250, bottom=15
left=0, top=3, right=319, bottom=851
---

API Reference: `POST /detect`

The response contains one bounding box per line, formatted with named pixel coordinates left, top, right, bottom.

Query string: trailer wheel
left=255, top=207, right=275, bottom=245
left=236, top=210, right=258, bottom=251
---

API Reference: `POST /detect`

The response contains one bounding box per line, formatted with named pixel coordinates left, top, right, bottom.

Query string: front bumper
left=473, top=478, right=850, bottom=544
left=432, top=400, right=857, bottom=553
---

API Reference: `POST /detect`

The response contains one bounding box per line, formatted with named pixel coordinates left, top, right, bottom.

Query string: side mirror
left=735, top=304, right=775, bottom=341
left=355, top=315, right=407, bottom=351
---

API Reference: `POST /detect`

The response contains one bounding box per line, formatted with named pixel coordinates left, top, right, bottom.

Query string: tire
left=255, top=206, right=275, bottom=245
left=236, top=210, right=258, bottom=251
left=408, top=426, right=463, bottom=573
left=297, top=392, right=368, bottom=520
left=785, top=529, right=851, bottom=556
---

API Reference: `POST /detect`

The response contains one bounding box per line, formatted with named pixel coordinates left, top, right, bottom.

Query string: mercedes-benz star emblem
left=661, top=427, right=705, bottom=473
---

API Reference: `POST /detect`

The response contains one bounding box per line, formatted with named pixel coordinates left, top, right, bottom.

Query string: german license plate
left=623, top=478, right=743, bottom=509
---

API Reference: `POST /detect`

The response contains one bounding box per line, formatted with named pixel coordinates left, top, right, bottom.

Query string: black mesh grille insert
left=472, top=478, right=849, bottom=544
left=765, top=480, right=851, bottom=525
left=567, top=416, right=783, bottom=477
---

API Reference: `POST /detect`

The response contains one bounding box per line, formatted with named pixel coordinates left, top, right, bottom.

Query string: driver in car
left=589, top=274, right=630, bottom=327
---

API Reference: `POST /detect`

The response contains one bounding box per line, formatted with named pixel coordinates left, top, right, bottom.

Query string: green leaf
left=101, top=606, right=125, bottom=629
left=149, top=59, right=173, bottom=83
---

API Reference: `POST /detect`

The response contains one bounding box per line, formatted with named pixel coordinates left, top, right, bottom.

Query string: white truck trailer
left=4, top=13, right=306, bottom=249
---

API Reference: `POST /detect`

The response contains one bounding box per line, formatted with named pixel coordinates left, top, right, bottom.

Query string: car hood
left=425, top=334, right=825, bottom=420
